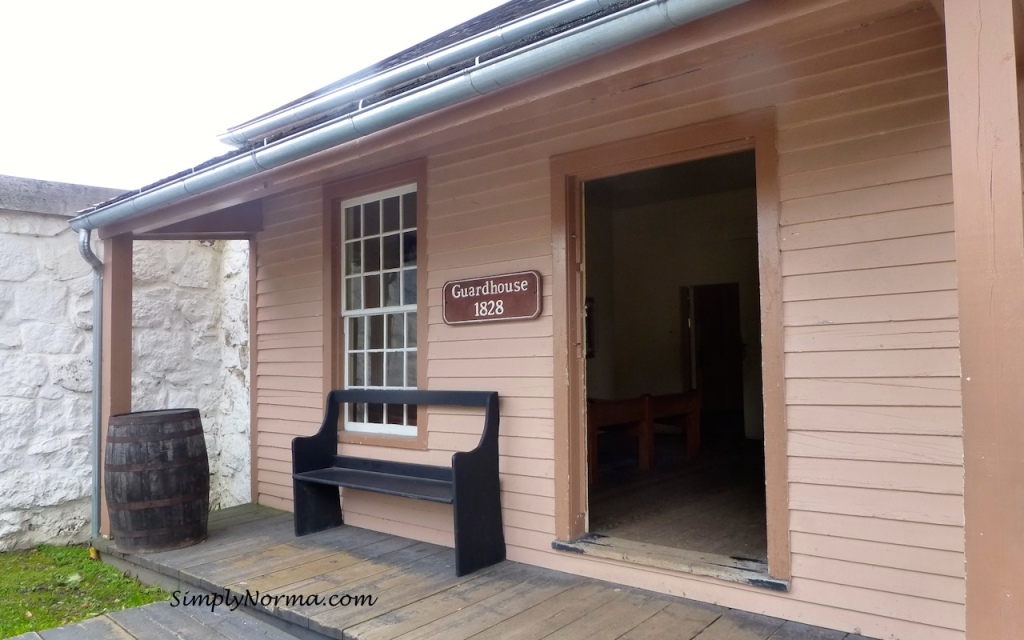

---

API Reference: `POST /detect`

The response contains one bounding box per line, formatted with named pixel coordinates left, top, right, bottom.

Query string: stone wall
left=131, top=240, right=251, bottom=509
left=0, top=176, right=250, bottom=551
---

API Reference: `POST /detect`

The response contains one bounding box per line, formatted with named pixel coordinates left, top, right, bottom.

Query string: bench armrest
left=293, top=392, right=343, bottom=475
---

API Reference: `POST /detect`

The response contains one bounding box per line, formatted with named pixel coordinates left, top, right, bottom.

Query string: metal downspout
left=77, top=229, right=104, bottom=540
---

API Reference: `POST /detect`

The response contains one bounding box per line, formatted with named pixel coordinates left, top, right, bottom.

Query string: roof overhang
left=69, top=0, right=747, bottom=235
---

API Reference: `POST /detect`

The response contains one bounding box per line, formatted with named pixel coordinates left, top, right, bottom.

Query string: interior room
left=583, top=150, right=768, bottom=562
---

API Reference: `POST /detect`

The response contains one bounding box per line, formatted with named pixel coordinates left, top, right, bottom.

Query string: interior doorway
left=582, top=150, right=768, bottom=563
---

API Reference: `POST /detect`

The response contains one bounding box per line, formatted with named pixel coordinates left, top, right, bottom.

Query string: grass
left=0, top=545, right=166, bottom=638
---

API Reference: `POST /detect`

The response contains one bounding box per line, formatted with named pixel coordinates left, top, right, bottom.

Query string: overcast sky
left=0, top=0, right=509, bottom=190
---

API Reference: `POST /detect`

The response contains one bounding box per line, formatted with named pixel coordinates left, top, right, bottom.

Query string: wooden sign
left=443, top=271, right=542, bottom=324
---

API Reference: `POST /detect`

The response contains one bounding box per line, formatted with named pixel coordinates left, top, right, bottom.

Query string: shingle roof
left=240, top=0, right=566, bottom=131
left=77, top=0, right=647, bottom=216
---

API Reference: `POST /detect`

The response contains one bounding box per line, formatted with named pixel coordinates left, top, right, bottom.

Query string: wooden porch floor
left=92, top=504, right=874, bottom=640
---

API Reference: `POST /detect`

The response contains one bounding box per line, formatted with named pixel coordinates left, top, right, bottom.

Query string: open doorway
left=582, top=150, right=767, bottom=563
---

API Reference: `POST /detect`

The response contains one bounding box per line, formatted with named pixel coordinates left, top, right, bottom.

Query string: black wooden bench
left=292, top=388, right=505, bottom=576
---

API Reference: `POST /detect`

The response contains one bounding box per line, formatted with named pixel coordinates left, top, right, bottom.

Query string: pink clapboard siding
left=251, top=3, right=964, bottom=639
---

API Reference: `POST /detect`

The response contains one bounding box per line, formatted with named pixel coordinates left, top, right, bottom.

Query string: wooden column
left=100, top=234, right=133, bottom=536
left=944, top=1, right=1024, bottom=637
left=248, top=236, right=259, bottom=504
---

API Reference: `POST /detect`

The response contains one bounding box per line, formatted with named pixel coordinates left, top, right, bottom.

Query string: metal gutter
left=77, top=229, right=104, bottom=540
left=70, top=0, right=747, bottom=232
left=219, top=0, right=624, bottom=147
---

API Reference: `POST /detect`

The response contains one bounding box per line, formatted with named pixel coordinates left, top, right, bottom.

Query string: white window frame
left=340, top=183, right=418, bottom=437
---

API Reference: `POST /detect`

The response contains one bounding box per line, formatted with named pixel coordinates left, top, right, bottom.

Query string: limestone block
left=0, top=470, right=87, bottom=510
left=67, top=274, right=93, bottom=299
left=219, top=343, right=240, bottom=369
left=70, top=297, right=93, bottom=330
left=172, top=244, right=216, bottom=289
left=198, top=386, right=220, bottom=413
left=178, top=291, right=220, bottom=335
left=0, top=284, right=13, bottom=316
left=135, top=329, right=189, bottom=373
left=0, top=324, right=21, bottom=349
left=222, top=241, right=248, bottom=277
left=0, top=235, right=39, bottom=281
left=36, top=395, right=89, bottom=431
left=164, top=367, right=216, bottom=386
left=0, top=211, right=70, bottom=237
left=0, top=513, right=21, bottom=547
left=0, top=472, right=89, bottom=512
left=0, top=398, right=36, bottom=449
left=0, top=353, right=47, bottom=398
left=0, top=499, right=92, bottom=551
left=14, top=281, right=67, bottom=321
left=193, top=338, right=223, bottom=365
left=165, top=386, right=199, bottom=410
left=131, top=379, right=168, bottom=411
left=162, top=241, right=190, bottom=273
left=50, top=356, right=91, bottom=393
left=133, top=289, right=179, bottom=330
left=21, top=323, right=84, bottom=354
left=38, top=386, right=64, bottom=400
left=27, top=440, right=84, bottom=471
left=132, top=241, right=166, bottom=285
left=67, top=276, right=94, bottom=330
left=37, top=233, right=91, bottom=281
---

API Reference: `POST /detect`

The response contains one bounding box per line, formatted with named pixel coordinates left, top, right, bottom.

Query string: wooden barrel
left=104, top=409, right=210, bottom=552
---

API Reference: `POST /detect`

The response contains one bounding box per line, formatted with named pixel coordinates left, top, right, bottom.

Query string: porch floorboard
left=93, top=504, right=874, bottom=640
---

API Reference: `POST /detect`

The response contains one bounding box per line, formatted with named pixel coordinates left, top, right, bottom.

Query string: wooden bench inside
left=292, top=388, right=505, bottom=576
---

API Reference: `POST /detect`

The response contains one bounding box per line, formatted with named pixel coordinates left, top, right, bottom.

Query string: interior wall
left=586, top=187, right=763, bottom=437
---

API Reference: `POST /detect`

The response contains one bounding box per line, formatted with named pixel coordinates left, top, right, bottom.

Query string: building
left=70, top=1, right=1024, bottom=638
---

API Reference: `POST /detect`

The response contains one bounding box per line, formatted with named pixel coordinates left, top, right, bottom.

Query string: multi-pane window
left=341, top=184, right=418, bottom=436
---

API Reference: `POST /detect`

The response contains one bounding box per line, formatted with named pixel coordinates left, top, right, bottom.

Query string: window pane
left=383, top=196, right=401, bottom=232
left=367, top=403, right=384, bottom=423
left=369, top=352, right=384, bottom=386
left=364, top=274, right=380, bottom=308
left=345, top=277, right=362, bottom=311
left=406, top=404, right=418, bottom=426
left=364, top=201, right=380, bottom=235
left=345, top=205, right=361, bottom=239
left=385, top=403, right=404, bottom=425
left=386, top=352, right=404, bottom=387
left=368, top=314, right=384, bottom=349
left=403, top=268, right=417, bottom=305
left=349, top=402, right=364, bottom=422
left=383, top=272, right=401, bottom=307
left=402, top=192, right=417, bottom=229
left=386, top=313, right=403, bottom=349
left=402, top=231, right=417, bottom=266
left=382, top=234, right=400, bottom=270
left=349, top=316, right=365, bottom=350
left=406, top=352, right=417, bottom=387
left=345, top=241, right=361, bottom=275
left=349, top=353, right=365, bottom=386
left=364, top=237, right=380, bottom=272
left=406, top=312, right=417, bottom=347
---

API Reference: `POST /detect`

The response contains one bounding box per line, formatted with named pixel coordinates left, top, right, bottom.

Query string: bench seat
left=292, top=388, right=504, bottom=576
left=293, top=458, right=455, bottom=503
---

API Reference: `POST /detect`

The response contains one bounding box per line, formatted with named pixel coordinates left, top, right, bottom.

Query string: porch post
left=943, top=1, right=1024, bottom=637
left=100, top=234, right=133, bottom=536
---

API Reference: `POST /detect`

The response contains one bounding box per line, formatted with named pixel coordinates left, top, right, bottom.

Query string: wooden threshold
left=551, top=533, right=789, bottom=592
